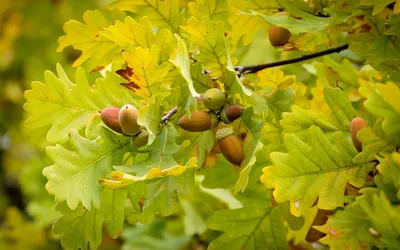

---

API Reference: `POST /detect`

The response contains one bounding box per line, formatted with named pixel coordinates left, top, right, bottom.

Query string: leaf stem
left=161, top=106, right=178, bottom=124
left=234, top=44, right=349, bottom=77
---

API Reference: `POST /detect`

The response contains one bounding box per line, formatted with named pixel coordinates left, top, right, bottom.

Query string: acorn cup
left=350, top=117, right=368, bottom=152
left=131, top=129, right=149, bottom=148
left=203, top=88, right=227, bottom=111
left=268, top=26, right=291, bottom=47
left=101, top=106, right=123, bottom=134
left=177, top=111, right=218, bottom=132
left=216, top=126, right=243, bottom=166
left=119, top=104, right=140, bottom=136
left=220, top=104, right=244, bottom=124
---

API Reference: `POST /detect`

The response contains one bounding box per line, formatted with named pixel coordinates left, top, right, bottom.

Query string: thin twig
left=161, top=106, right=178, bottom=124
left=235, top=44, right=349, bottom=77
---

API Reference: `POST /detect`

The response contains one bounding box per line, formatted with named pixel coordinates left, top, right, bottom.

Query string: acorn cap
left=216, top=126, right=234, bottom=141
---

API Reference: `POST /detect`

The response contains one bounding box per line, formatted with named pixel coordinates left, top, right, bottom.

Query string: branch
left=159, top=45, right=349, bottom=123
left=234, top=44, right=349, bottom=77
left=161, top=106, right=178, bottom=124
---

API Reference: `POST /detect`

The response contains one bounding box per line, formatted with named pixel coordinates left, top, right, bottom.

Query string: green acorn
left=131, top=129, right=149, bottom=148
left=118, top=104, right=140, bottom=135
left=203, top=88, right=227, bottom=111
left=220, top=105, right=244, bottom=124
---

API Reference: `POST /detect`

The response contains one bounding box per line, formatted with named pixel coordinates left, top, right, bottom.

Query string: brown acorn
left=216, top=127, right=243, bottom=166
left=350, top=117, right=368, bottom=152
left=220, top=105, right=244, bottom=124
left=101, top=107, right=123, bottom=133
left=268, top=26, right=291, bottom=47
left=177, top=111, right=218, bottom=132
left=119, top=104, right=140, bottom=135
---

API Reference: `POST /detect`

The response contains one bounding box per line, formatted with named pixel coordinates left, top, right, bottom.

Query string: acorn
left=131, top=129, right=149, bottom=148
left=220, top=104, right=244, bottom=124
left=177, top=111, right=218, bottom=132
left=216, top=126, right=243, bottom=166
left=268, top=26, right=291, bottom=47
left=203, top=88, right=227, bottom=111
left=350, top=117, right=368, bottom=152
left=118, top=104, right=140, bottom=135
left=101, top=107, right=123, bottom=133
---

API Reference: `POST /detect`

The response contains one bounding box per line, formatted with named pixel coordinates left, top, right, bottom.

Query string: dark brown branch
left=161, top=106, right=178, bottom=124
left=234, top=44, right=349, bottom=77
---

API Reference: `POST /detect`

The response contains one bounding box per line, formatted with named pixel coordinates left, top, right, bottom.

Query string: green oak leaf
left=109, top=0, right=185, bottom=33
left=314, top=57, right=360, bottom=89
left=377, top=152, right=400, bottom=200
left=116, top=125, right=187, bottom=175
left=43, top=127, right=131, bottom=210
left=361, top=0, right=396, bottom=15
left=53, top=188, right=127, bottom=250
left=364, top=82, right=400, bottom=145
left=189, top=0, right=234, bottom=24
left=126, top=168, right=196, bottom=224
left=281, top=87, right=357, bottom=142
left=246, top=2, right=330, bottom=34
left=355, top=118, right=396, bottom=162
left=207, top=189, right=288, bottom=250
left=200, top=157, right=238, bottom=189
left=169, top=35, right=200, bottom=113
left=349, top=16, right=400, bottom=80
left=386, top=14, right=400, bottom=37
left=120, top=45, right=172, bottom=101
left=233, top=108, right=264, bottom=193
left=121, top=219, right=191, bottom=250
left=102, top=188, right=128, bottom=238
left=57, top=10, right=120, bottom=69
left=181, top=16, right=229, bottom=79
left=261, top=126, right=375, bottom=216
left=137, top=96, right=162, bottom=145
left=101, top=16, right=177, bottom=63
left=175, top=129, right=215, bottom=168
left=360, top=190, right=400, bottom=249
left=24, top=64, right=137, bottom=144
left=315, top=188, right=384, bottom=249
left=229, top=0, right=274, bottom=46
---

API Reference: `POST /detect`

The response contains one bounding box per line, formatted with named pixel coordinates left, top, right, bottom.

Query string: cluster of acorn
left=177, top=88, right=245, bottom=166
left=100, top=104, right=149, bottom=148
